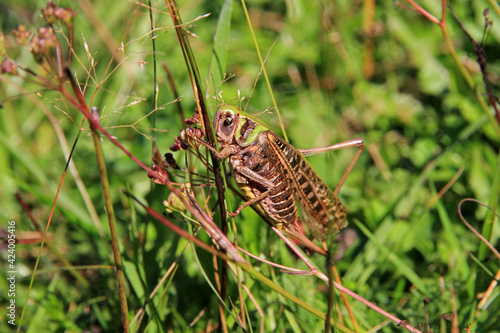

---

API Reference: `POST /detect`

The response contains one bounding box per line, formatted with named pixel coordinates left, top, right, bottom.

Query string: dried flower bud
left=55, top=7, right=77, bottom=26
left=185, top=113, right=201, bottom=125
left=12, top=25, right=32, bottom=46
left=163, top=153, right=178, bottom=169
left=149, top=164, right=170, bottom=185
left=170, top=139, right=181, bottom=151
left=41, top=2, right=58, bottom=25
left=29, top=27, right=58, bottom=62
left=1, top=57, right=18, bottom=75
left=170, top=135, right=188, bottom=151
left=147, top=164, right=159, bottom=180
left=42, top=2, right=76, bottom=26
left=194, top=127, right=205, bottom=139
left=179, top=129, right=187, bottom=141
left=164, top=192, right=186, bottom=213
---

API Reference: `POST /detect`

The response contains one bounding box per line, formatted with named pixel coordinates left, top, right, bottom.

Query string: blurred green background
left=1, top=0, right=499, bottom=332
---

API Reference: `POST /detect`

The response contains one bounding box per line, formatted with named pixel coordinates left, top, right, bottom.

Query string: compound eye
left=223, top=116, right=234, bottom=127
left=219, top=113, right=236, bottom=139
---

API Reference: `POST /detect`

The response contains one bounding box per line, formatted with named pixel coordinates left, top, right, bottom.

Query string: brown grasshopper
left=178, top=105, right=364, bottom=254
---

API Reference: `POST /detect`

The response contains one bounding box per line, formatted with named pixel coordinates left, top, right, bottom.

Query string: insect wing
left=267, top=133, right=347, bottom=241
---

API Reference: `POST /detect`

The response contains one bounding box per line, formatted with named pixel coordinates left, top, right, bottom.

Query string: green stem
left=240, top=0, right=288, bottom=142
left=478, top=148, right=500, bottom=260
left=90, top=113, right=130, bottom=332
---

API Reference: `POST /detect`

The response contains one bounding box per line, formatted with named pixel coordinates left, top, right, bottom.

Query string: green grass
left=1, top=0, right=499, bottom=332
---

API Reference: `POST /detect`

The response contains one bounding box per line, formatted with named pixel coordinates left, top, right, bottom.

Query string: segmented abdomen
left=233, top=131, right=298, bottom=229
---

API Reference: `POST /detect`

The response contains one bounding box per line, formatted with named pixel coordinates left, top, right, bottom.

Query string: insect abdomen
left=236, top=131, right=299, bottom=228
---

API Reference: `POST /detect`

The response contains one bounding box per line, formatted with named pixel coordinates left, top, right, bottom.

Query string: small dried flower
left=12, top=25, right=32, bottom=46
left=185, top=113, right=201, bottom=125
left=170, top=135, right=188, bottom=151
left=163, top=192, right=186, bottom=213
left=42, top=2, right=76, bottom=26
left=55, top=7, right=77, bottom=26
left=149, top=163, right=170, bottom=185
left=29, top=27, right=58, bottom=62
left=171, top=126, right=205, bottom=152
left=1, top=56, right=19, bottom=75
left=41, top=2, right=58, bottom=25
left=38, top=27, right=58, bottom=47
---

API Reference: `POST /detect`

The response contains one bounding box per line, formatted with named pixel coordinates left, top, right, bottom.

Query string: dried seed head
left=41, top=2, right=58, bottom=25
left=194, top=127, right=205, bottom=139
left=170, top=136, right=188, bottom=151
left=171, top=126, right=205, bottom=152
left=1, top=57, right=18, bottom=75
left=163, top=153, right=178, bottom=169
left=12, top=25, right=32, bottom=46
left=29, top=27, right=58, bottom=63
left=185, top=113, right=201, bottom=125
left=42, top=2, right=76, bottom=26
left=149, top=163, right=169, bottom=185
left=55, top=7, right=77, bottom=26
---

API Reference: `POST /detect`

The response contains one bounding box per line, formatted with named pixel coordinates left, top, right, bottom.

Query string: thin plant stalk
left=130, top=229, right=200, bottom=330
left=16, top=157, right=74, bottom=333
left=89, top=108, right=130, bottom=332
left=148, top=0, right=158, bottom=137
left=165, top=2, right=231, bottom=330
left=478, top=148, right=500, bottom=259
left=240, top=0, right=288, bottom=142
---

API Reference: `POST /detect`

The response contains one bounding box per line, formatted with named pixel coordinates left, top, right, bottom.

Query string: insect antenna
left=244, top=36, right=279, bottom=114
